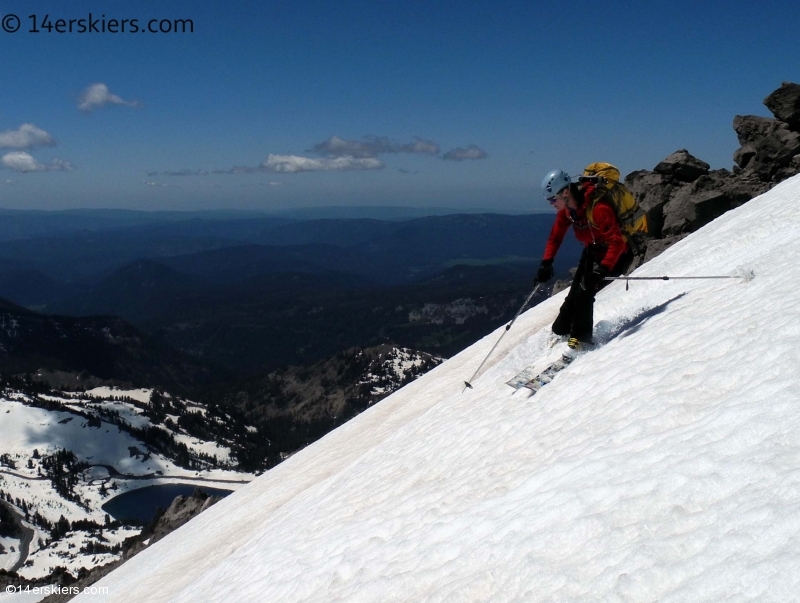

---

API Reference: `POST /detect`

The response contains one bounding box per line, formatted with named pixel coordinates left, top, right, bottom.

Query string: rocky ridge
left=625, top=81, right=800, bottom=268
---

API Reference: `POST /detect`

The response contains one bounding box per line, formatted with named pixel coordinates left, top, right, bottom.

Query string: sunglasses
left=547, top=188, right=569, bottom=204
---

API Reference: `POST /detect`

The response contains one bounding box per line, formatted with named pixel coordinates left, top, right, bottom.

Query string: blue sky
left=1, top=0, right=799, bottom=212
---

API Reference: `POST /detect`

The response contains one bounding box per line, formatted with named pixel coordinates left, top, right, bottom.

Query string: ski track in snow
left=56, top=175, right=800, bottom=602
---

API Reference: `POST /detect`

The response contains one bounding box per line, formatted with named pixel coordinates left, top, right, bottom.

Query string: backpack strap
left=607, top=187, right=646, bottom=228
left=585, top=195, right=630, bottom=242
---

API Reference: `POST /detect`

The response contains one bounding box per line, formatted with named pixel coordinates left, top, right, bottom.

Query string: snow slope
left=73, top=176, right=800, bottom=602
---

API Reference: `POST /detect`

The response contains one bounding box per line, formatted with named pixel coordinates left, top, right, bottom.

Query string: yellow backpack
left=581, top=162, right=650, bottom=247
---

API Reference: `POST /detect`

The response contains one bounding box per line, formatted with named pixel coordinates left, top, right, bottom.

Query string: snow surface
left=0, top=587, right=55, bottom=603
left=84, top=387, right=153, bottom=405
left=1, top=399, right=172, bottom=476
left=19, top=526, right=140, bottom=580
left=59, top=175, right=800, bottom=601
left=0, top=535, right=22, bottom=571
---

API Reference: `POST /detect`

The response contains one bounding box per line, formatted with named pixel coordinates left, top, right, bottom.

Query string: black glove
left=537, top=259, right=554, bottom=283
left=586, top=265, right=610, bottom=290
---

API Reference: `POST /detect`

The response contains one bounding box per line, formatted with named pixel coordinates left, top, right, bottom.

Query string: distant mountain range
left=0, top=298, right=222, bottom=395
left=0, top=211, right=578, bottom=375
left=0, top=208, right=279, bottom=242
left=0, top=206, right=541, bottom=242
left=43, top=263, right=550, bottom=375
left=0, top=213, right=571, bottom=285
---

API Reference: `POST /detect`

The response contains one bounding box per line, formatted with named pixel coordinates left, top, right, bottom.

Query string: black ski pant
left=552, top=245, right=633, bottom=342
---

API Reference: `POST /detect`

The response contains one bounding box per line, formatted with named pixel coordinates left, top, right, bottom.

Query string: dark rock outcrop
left=732, top=115, right=800, bottom=179
left=653, top=149, right=710, bottom=182
left=622, top=81, right=800, bottom=267
left=121, top=488, right=221, bottom=559
left=764, top=82, right=800, bottom=129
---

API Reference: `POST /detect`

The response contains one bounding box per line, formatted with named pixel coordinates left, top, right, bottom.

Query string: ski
left=506, top=353, right=577, bottom=393
left=506, top=321, right=614, bottom=394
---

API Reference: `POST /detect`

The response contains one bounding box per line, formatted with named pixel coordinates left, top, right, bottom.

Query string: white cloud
left=310, top=136, right=440, bottom=158
left=0, top=124, right=56, bottom=149
left=401, top=138, right=440, bottom=155
left=143, top=180, right=172, bottom=187
left=78, top=83, right=141, bottom=112
left=262, top=154, right=384, bottom=173
left=442, top=144, right=488, bottom=161
left=1, top=152, right=74, bottom=173
left=182, top=134, right=479, bottom=177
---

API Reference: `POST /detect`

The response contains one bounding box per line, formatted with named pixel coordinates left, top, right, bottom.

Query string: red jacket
left=542, top=186, right=629, bottom=271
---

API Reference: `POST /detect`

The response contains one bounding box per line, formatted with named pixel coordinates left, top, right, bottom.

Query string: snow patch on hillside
left=1, top=386, right=253, bottom=581
left=360, top=347, right=442, bottom=396
left=85, top=388, right=152, bottom=405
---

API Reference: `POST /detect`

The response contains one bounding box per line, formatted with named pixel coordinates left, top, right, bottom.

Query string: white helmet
left=541, top=169, right=571, bottom=199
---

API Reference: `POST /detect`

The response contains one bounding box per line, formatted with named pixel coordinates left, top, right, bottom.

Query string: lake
left=101, top=483, right=233, bottom=524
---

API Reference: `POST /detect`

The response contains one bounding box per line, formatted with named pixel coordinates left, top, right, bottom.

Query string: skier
left=536, top=169, right=633, bottom=351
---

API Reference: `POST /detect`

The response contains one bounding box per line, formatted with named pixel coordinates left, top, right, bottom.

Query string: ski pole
left=605, top=275, right=743, bottom=281
left=463, top=282, right=543, bottom=391
left=604, top=274, right=751, bottom=291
